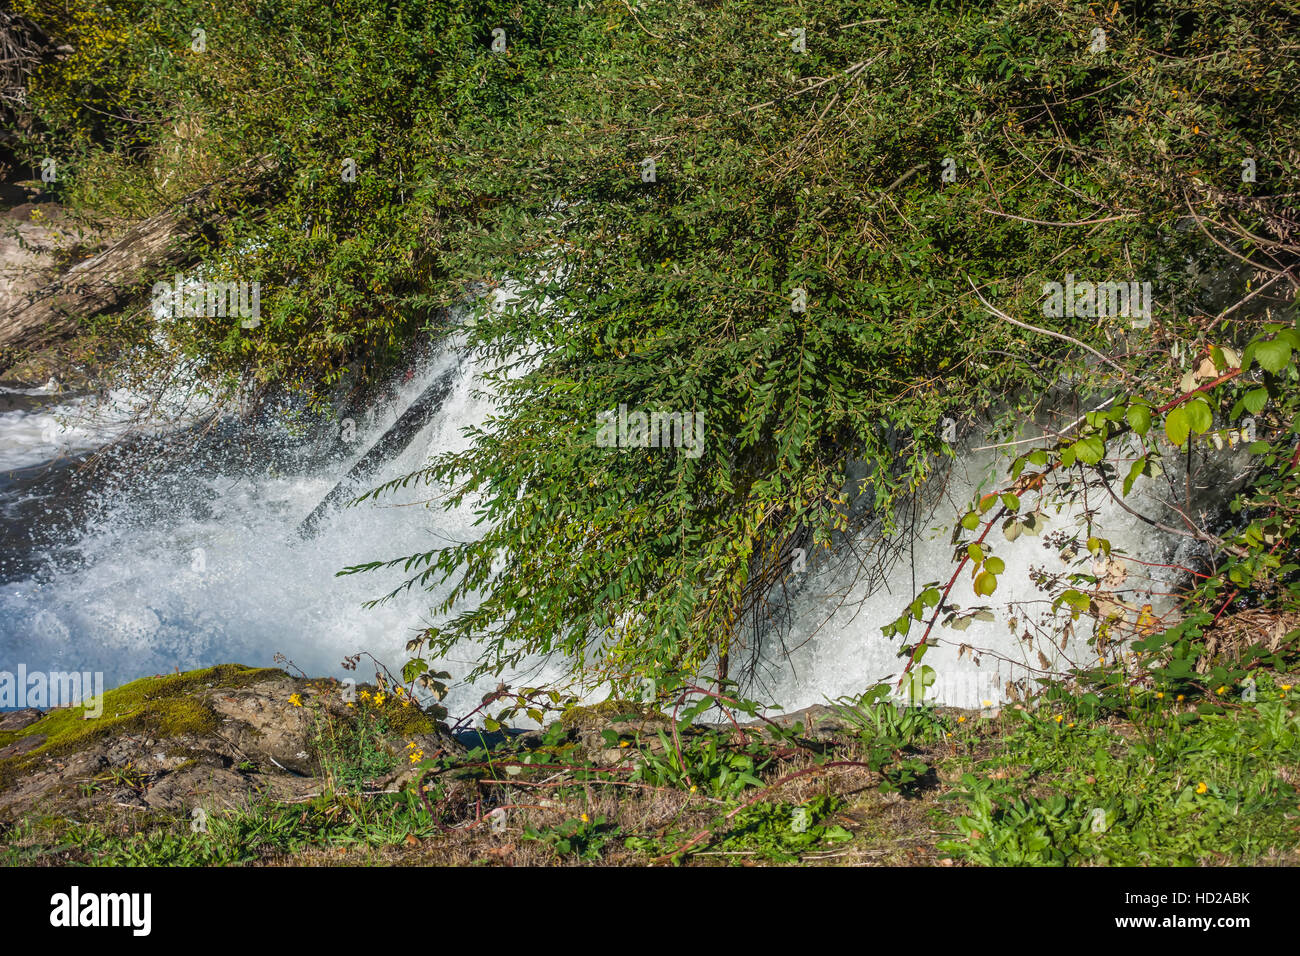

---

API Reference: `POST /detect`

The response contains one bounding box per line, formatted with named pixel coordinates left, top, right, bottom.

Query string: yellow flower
left=373, top=693, right=386, bottom=707
left=408, top=750, right=424, bottom=763
left=1156, top=692, right=1164, bottom=699
left=1054, top=714, right=1064, bottom=723
left=1283, top=685, right=1293, bottom=693
left=288, top=693, right=303, bottom=707
left=619, top=740, right=630, bottom=748
left=689, top=785, right=697, bottom=794
left=1195, top=782, right=1207, bottom=794
left=958, top=716, right=967, bottom=723
left=1176, top=694, right=1184, bottom=702
left=1215, top=686, right=1227, bottom=695
left=580, top=813, right=589, bottom=823
left=1067, top=722, right=1075, bottom=728
left=359, top=689, right=371, bottom=701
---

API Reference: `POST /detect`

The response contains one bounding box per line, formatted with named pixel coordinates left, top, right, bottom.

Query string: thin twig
left=967, top=277, right=1133, bottom=379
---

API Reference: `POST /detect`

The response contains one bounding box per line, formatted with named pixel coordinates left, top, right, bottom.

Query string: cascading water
left=746, top=421, right=1239, bottom=711
left=0, top=334, right=569, bottom=718
left=1, top=323, right=1233, bottom=716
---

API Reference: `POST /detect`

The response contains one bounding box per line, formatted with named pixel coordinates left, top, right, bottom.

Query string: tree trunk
left=0, top=155, right=276, bottom=369
left=297, top=357, right=464, bottom=538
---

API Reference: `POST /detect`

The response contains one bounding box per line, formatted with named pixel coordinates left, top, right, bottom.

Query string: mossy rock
left=560, top=699, right=669, bottom=731
left=0, top=664, right=282, bottom=792
left=363, top=695, right=440, bottom=738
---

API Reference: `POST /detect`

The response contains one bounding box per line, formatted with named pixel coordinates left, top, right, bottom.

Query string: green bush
left=16, top=0, right=1299, bottom=688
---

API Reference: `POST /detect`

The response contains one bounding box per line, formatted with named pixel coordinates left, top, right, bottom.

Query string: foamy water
left=749, top=430, right=1210, bottom=711
left=0, top=330, right=572, bottom=719
left=0, top=390, right=126, bottom=473
left=1, top=314, right=1213, bottom=717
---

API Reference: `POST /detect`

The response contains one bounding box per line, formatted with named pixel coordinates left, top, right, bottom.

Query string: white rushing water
left=1, top=317, right=1210, bottom=717
left=751, top=427, right=1211, bottom=711
left=0, top=331, right=576, bottom=719
left=0, top=383, right=136, bottom=474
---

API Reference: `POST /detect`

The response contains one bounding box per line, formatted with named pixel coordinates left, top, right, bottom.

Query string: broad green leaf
left=1072, top=435, right=1105, bottom=465
left=1165, top=406, right=1190, bottom=447
left=1254, top=337, right=1292, bottom=373
left=1126, top=402, right=1152, bottom=435
left=1185, top=397, right=1212, bottom=434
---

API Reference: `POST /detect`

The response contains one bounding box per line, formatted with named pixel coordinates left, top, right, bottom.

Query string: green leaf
left=1123, top=456, right=1147, bottom=496
left=1126, top=402, right=1152, bottom=436
left=1185, top=398, right=1212, bottom=434
left=1243, top=388, right=1269, bottom=415
left=973, top=572, right=997, bottom=597
left=1165, top=406, right=1190, bottom=447
left=1072, top=435, right=1105, bottom=465
left=1253, top=337, right=1293, bottom=373
left=1057, top=590, right=1091, bottom=613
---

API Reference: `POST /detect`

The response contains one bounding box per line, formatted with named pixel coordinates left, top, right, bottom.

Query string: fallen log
left=0, top=155, right=277, bottom=369
left=297, top=357, right=464, bottom=538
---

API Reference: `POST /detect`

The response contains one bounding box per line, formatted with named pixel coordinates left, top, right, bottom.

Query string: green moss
left=0, top=664, right=282, bottom=791
left=380, top=706, right=437, bottom=737
left=560, top=700, right=666, bottom=730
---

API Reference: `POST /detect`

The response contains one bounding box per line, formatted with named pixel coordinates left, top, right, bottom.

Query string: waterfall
left=0, top=336, right=565, bottom=718
left=745, top=423, right=1238, bottom=711
left=2, top=329, right=1228, bottom=716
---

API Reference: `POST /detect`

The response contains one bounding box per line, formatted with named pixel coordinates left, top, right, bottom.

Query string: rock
left=208, top=678, right=323, bottom=776
left=0, top=156, right=278, bottom=371
left=749, top=704, right=852, bottom=736
left=0, top=708, right=44, bottom=732
left=0, top=734, right=45, bottom=760
left=0, top=202, right=82, bottom=320
left=0, top=664, right=460, bottom=820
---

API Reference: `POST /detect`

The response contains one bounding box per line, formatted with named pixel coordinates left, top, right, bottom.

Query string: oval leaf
left=1165, top=406, right=1190, bottom=447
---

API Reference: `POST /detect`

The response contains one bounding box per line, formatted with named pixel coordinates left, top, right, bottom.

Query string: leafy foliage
left=941, top=680, right=1300, bottom=866
left=345, top=0, right=1300, bottom=686
left=15, top=0, right=1300, bottom=692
